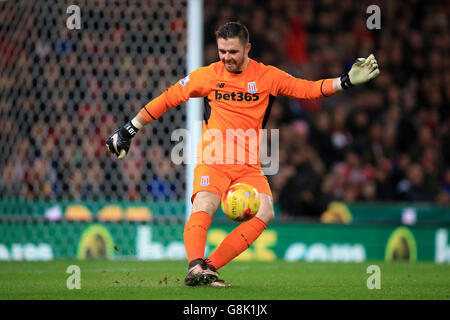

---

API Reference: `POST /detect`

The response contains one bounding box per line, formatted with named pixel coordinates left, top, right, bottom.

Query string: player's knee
left=256, top=193, right=275, bottom=225
left=256, top=206, right=275, bottom=225
left=192, top=191, right=221, bottom=218
left=258, top=208, right=275, bottom=224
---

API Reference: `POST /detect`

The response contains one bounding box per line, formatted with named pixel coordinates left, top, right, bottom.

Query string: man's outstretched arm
left=273, top=54, right=380, bottom=99
left=106, top=67, right=211, bottom=160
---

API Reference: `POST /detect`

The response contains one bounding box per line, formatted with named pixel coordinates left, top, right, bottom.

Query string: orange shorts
left=192, top=163, right=272, bottom=202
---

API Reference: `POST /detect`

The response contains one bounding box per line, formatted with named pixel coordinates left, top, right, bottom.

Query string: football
left=221, top=183, right=260, bottom=222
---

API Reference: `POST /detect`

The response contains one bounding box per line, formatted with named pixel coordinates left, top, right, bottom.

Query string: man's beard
left=223, top=58, right=243, bottom=73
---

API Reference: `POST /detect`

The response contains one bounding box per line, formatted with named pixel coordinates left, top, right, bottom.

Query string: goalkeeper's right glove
left=340, top=54, right=380, bottom=89
left=106, top=121, right=139, bottom=160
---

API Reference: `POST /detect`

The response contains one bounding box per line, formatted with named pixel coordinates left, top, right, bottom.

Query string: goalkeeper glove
left=340, top=54, right=380, bottom=89
left=106, top=121, right=139, bottom=160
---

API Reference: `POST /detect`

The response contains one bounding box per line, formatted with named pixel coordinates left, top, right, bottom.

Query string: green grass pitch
left=0, top=260, right=449, bottom=300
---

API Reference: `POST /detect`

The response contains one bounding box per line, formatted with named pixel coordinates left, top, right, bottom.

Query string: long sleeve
left=139, top=66, right=212, bottom=122
left=267, top=66, right=337, bottom=99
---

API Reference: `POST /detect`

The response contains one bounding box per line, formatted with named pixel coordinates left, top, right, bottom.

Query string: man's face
left=217, top=37, right=250, bottom=73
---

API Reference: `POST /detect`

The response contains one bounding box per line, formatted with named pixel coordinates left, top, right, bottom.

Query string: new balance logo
left=217, top=83, right=225, bottom=88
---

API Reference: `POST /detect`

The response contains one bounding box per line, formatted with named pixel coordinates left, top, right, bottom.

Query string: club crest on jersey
left=200, top=176, right=209, bottom=186
left=180, top=75, right=190, bottom=87
left=247, top=81, right=257, bottom=93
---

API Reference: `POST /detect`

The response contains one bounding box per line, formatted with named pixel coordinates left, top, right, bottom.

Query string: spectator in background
left=325, top=148, right=375, bottom=203
left=147, top=158, right=178, bottom=202
left=120, top=144, right=145, bottom=201
left=436, top=169, right=450, bottom=205
left=284, top=2, right=309, bottom=66
left=279, top=150, right=325, bottom=217
left=398, top=163, right=435, bottom=202
left=145, top=146, right=178, bottom=201
left=0, top=0, right=448, bottom=216
left=329, top=105, right=352, bottom=163
left=279, top=121, right=326, bottom=218
left=25, top=158, right=58, bottom=200
left=309, top=109, right=335, bottom=169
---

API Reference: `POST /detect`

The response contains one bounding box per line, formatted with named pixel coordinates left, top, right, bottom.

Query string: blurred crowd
left=0, top=0, right=448, bottom=218
left=0, top=0, right=185, bottom=202
left=204, top=0, right=449, bottom=217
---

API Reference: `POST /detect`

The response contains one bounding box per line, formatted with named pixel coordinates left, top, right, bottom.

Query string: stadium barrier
left=0, top=199, right=449, bottom=263
left=2, top=199, right=450, bottom=224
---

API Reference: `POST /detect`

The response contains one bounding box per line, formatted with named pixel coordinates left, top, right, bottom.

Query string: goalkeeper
left=106, top=22, right=379, bottom=287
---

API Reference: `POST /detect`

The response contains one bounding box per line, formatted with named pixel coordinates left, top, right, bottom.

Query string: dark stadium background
left=0, top=0, right=448, bottom=264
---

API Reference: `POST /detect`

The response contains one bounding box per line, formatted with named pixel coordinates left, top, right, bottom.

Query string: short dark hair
left=215, top=21, right=249, bottom=46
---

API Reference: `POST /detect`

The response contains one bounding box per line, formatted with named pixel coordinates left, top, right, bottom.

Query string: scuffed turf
left=0, top=260, right=449, bottom=300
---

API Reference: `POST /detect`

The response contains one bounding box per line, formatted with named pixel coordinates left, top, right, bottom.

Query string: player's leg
left=184, top=190, right=221, bottom=286
left=201, top=166, right=274, bottom=287
left=184, top=191, right=220, bottom=264
left=184, top=164, right=230, bottom=286
left=204, top=192, right=274, bottom=272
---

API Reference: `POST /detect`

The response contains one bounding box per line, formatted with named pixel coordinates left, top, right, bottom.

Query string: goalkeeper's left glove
left=105, top=121, right=139, bottom=160
left=340, top=54, right=380, bottom=89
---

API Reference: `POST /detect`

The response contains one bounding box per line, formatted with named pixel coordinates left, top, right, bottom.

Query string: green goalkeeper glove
left=340, top=54, right=380, bottom=89
left=106, top=121, right=139, bottom=160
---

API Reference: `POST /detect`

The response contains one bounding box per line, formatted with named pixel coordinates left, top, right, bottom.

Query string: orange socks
left=205, top=217, right=267, bottom=270
left=184, top=211, right=268, bottom=270
left=184, top=211, right=212, bottom=263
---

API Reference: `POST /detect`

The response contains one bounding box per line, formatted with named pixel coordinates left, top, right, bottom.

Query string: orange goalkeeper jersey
left=140, top=59, right=337, bottom=168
